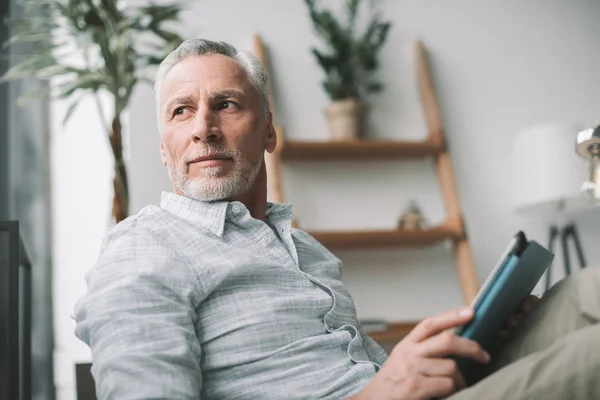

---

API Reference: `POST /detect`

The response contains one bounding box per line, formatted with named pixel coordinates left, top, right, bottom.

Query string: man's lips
left=188, top=155, right=232, bottom=167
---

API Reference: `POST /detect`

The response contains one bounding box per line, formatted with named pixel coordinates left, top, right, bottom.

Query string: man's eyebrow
left=164, top=94, right=195, bottom=114
left=210, top=89, right=247, bottom=101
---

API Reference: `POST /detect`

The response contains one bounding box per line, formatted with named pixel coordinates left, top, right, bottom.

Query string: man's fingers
left=417, top=332, right=491, bottom=364
left=503, top=313, right=524, bottom=330
left=405, top=308, right=474, bottom=343
left=500, top=295, right=539, bottom=333
left=520, top=294, right=539, bottom=313
left=416, top=376, right=457, bottom=399
left=417, top=358, right=466, bottom=390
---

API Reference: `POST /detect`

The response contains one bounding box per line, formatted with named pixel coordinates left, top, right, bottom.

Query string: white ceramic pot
left=324, top=98, right=368, bottom=141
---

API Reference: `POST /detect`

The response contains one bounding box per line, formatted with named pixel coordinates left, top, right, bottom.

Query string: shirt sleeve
left=74, top=222, right=203, bottom=400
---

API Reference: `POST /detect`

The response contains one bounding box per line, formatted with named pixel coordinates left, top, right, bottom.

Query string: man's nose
left=190, top=107, right=222, bottom=142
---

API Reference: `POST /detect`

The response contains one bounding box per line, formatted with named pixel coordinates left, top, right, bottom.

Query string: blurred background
left=2, top=0, right=600, bottom=399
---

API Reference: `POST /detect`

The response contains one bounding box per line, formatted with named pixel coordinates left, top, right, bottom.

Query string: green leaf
left=57, top=72, right=109, bottom=98
left=0, top=66, right=33, bottom=82
left=16, top=86, right=50, bottom=106
left=36, top=65, right=82, bottom=80
left=98, top=0, right=122, bottom=24
left=148, top=28, right=183, bottom=44
left=346, top=0, right=360, bottom=30
left=3, top=17, right=35, bottom=31
left=92, top=29, right=119, bottom=92
left=365, top=81, right=383, bottom=93
left=18, top=0, right=56, bottom=7
left=136, top=3, right=184, bottom=25
left=0, top=56, right=54, bottom=82
left=141, top=54, right=168, bottom=66
left=62, top=94, right=84, bottom=126
left=311, top=48, right=336, bottom=73
left=322, top=80, right=336, bottom=99
left=4, top=31, right=53, bottom=48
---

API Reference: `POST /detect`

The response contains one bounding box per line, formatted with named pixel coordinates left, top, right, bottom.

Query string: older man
left=74, top=39, right=600, bottom=400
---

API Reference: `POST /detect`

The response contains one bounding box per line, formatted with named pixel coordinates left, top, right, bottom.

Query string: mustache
left=184, top=145, right=237, bottom=164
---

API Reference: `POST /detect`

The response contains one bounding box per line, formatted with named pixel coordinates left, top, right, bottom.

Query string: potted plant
left=1, top=0, right=185, bottom=222
left=304, top=0, right=391, bottom=141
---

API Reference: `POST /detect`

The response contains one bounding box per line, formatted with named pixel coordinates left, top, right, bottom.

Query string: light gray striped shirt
left=74, top=191, right=388, bottom=399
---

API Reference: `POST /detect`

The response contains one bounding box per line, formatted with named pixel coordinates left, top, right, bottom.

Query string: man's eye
left=217, top=101, right=234, bottom=110
left=173, top=107, right=186, bottom=116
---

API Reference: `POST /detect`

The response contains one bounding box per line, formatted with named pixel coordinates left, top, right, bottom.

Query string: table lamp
left=576, top=123, right=600, bottom=204
left=513, top=123, right=588, bottom=290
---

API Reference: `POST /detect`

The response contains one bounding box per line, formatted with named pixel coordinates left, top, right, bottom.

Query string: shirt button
left=232, top=205, right=241, bottom=213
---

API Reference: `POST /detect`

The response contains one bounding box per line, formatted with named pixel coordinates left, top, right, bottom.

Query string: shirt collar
left=160, top=191, right=293, bottom=237
left=160, top=191, right=228, bottom=237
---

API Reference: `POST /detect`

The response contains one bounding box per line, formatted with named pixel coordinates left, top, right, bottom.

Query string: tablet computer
left=454, top=231, right=554, bottom=383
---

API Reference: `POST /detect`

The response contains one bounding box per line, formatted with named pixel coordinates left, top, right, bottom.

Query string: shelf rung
left=307, top=225, right=457, bottom=250
left=282, top=139, right=444, bottom=161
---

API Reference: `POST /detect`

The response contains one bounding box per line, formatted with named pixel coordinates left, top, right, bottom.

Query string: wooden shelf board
left=307, top=225, right=457, bottom=250
left=367, top=321, right=418, bottom=343
left=282, top=139, right=443, bottom=161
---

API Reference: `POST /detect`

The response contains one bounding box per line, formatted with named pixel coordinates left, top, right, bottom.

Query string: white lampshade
left=513, top=123, right=587, bottom=215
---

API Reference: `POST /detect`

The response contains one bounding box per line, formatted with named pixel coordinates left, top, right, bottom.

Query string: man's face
left=159, top=54, right=276, bottom=201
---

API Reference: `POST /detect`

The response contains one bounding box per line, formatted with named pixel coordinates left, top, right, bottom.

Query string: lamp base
left=545, top=222, right=587, bottom=291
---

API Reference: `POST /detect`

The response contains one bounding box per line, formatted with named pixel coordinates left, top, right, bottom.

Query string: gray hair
left=154, top=38, right=271, bottom=132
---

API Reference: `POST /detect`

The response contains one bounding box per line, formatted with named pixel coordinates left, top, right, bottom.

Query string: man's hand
left=352, top=307, right=490, bottom=400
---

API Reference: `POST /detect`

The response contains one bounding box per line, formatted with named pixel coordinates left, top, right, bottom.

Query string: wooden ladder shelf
left=253, top=35, right=480, bottom=345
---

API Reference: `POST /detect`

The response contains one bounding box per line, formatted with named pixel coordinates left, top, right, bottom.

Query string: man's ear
left=265, top=112, right=277, bottom=154
left=159, top=139, right=168, bottom=166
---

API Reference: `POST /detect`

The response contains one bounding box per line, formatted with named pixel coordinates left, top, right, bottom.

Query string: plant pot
left=324, top=98, right=368, bottom=141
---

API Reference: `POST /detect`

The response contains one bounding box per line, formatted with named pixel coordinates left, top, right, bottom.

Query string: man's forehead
left=162, top=54, right=251, bottom=97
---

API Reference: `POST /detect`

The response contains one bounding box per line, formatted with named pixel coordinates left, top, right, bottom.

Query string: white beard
left=168, top=147, right=262, bottom=201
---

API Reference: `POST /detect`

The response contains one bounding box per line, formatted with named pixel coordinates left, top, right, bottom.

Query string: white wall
left=52, top=1, right=600, bottom=399
left=51, top=93, right=114, bottom=400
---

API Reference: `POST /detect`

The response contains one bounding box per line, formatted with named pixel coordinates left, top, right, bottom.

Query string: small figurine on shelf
left=398, top=200, right=427, bottom=231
